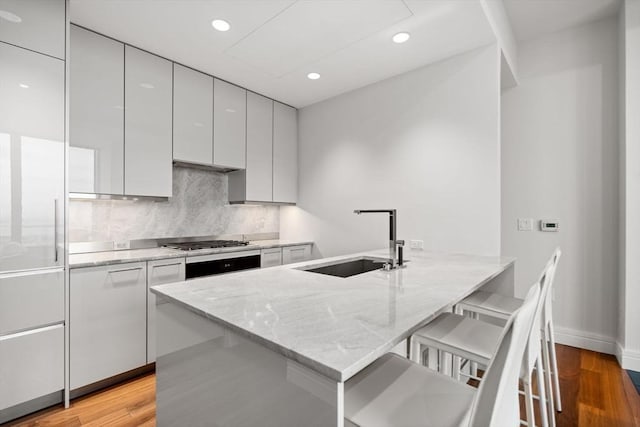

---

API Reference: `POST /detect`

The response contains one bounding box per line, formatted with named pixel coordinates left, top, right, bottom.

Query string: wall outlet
left=114, top=241, right=130, bottom=250
left=409, top=240, right=424, bottom=250
left=517, top=218, right=533, bottom=231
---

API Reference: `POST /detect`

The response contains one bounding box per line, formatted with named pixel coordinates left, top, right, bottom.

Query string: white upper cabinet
left=69, top=25, right=125, bottom=195
left=0, top=43, right=64, bottom=272
left=246, top=92, right=273, bottom=202
left=173, top=64, right=213, bottom=166
left=213, top=79, right=246, bottom=169
left=0, top=0, right=65, bottom=59
left=273, top=102, right=297, bottom=204
left=124, top=46, right=173, bottom=197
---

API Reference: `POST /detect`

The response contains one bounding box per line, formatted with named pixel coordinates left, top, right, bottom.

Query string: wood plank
left=5, top=346, right=640, bottom=427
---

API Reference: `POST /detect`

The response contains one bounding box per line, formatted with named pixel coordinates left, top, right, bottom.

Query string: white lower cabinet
left=0, top=324, right=64, bottom=411
left=282, top=245, right=312, bottom=265
left=260, top=248, right=282, bottom=268
left=70, top=262, right=147, bottom=390
left=147, top=258, right=185, bottom=363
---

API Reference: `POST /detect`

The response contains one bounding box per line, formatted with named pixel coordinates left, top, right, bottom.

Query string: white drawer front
left=0, top=324, right=64, bottom=410
left=148, top=259, right=185, bottom=286
left=147, top=258, right=185, bottom=363
left=282, top=245, right=312, bottom=265
left=70, top=262, right=147, bottom=389
left=260, top=248, right=282, bottom=268
left=0, top=269, right=64, bottom=335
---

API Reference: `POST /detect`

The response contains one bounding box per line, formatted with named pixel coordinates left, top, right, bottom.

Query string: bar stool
left=344, top=283, right=540, bottom=427
left=409, top=259, right=556, bottom=427
left=457, top=248, right=562, bottom=415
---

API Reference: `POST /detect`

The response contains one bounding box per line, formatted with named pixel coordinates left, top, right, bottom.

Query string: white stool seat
left=458, top=290, right=523, bottom=319
left=345, top=353, right=474, bottom=427
left=412, top=313, right=503, bottom=365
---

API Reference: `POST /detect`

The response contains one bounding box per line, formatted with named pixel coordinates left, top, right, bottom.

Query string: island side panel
left=477, top=262, right=515, bottom=297
left=155, top=301, right=344, bottom=427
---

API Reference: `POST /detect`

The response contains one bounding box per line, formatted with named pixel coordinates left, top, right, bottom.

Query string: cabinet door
left=0, top=269, right=64, bottom=335
left=213, top=79, right=246, bottom=169
left=0, top=325, right=64, bottom=411
left=0, top=0, right=65, bottom=59
left=70, top=262, right=147, bottom=389
left=246, top=92, right=273, bottom=202
left=124, top=46, right=172, bottom=197
left=282, top=245, right=311, bottom=265
left=0, top=43, right=64, bottom=272
left=69, top=26, right=125, bottom=195
left=173, top=64, right=213, bottom=166
left=273, top=102, right=297, bottom=204
left=260, top=248, right=282, bottom=268
left=147, top=258, right=185, bottom=363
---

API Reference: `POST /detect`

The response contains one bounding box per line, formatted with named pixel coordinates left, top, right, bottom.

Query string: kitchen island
left=151, top=250, right=514, bottom=427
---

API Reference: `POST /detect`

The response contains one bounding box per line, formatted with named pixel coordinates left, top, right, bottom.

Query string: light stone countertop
left=151, top=249, right=515, bottom=382
left=69, top=240, right=314, bottom=268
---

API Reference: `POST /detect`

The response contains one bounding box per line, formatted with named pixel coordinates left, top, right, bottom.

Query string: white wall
left=501, top=17, right=620, bottom=352
left=281, top=44, right=501, bottom=259
left=620, top=0, right=640, bottom=370
left=480, top=0, right=519, bottom=86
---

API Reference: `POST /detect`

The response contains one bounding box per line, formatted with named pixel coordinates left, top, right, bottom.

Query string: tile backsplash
left=69, top=166, right=279, bottom=242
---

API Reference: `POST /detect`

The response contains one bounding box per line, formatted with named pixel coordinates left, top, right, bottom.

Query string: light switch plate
left=409, top=240, right=424, bottom=250
left=517, top=218, right=533, bottom=231
left=114, top=240, right=130, bottom=250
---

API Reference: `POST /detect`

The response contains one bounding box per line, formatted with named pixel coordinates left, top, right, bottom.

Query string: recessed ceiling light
left=139, top=83, right=154, bottom=89
left=0, top=10, right=22, bottom=23
left=307, top=72, right=321, bottom=80
left=18, top=83, right=29, bottom=89
left=392, top=32, right=410, bottom=44
left=211, top=19, right=231, bottom=32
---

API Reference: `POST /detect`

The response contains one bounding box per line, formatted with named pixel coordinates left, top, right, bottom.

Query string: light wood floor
left=5, top=344, right=640, bottom=426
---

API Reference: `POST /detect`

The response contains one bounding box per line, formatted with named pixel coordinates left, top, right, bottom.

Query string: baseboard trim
left=553, top=326, right=617, bottom=355
left=615, top=343, right=640, bottom=371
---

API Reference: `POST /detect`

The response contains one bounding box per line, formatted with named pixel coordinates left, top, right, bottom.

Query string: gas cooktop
left=164, top=240, right=250, bottom=251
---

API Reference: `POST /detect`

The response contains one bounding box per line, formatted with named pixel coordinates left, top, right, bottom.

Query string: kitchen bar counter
left=152, top=249, right=514, bottom=426
left=68, top=240, right=314, bottom=268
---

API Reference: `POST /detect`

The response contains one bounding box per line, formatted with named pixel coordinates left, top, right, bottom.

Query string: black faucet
left=354, top=209, right=405, bottom=270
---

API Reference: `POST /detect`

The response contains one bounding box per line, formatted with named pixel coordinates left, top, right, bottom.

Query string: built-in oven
left=185, top=250, right=261, bottom=280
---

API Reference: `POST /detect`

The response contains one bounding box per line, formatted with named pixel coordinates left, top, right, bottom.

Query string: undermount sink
left=300, top=257, right=389, bottom=278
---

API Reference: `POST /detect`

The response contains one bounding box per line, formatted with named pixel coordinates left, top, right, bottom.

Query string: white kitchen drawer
left=282, top=245, right=312, bottom=265
left=0, top=324, right=64, bottom=411
left=70, top=262, right=147, bottom=389
left=0, top=269, right=64, bottom=335
left=260, top=248, right=282, bottom=268
left=147, top=258, right=185, bottom=363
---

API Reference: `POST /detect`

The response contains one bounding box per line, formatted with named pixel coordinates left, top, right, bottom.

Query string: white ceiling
left=503, top=0, right=621, bottom=42
left=70, top=0, right=496, bottom=108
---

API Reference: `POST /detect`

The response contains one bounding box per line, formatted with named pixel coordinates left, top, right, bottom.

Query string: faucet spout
left=353, top=209, right=403, bottom=269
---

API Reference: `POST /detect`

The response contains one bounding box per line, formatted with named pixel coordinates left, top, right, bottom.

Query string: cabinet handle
left=154, top=262, right=183, bottom=268
left=108, top=266, right=143, bottom=274
left=54, top=199, right=58, bottom=263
